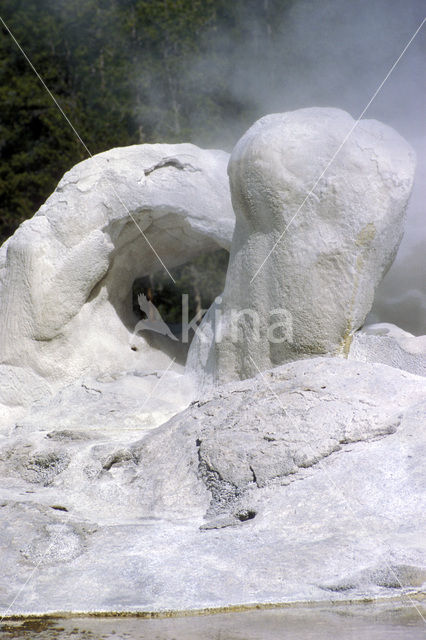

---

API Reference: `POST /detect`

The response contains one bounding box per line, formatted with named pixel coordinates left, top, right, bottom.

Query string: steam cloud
left=189, top=0, right=425, bottom=334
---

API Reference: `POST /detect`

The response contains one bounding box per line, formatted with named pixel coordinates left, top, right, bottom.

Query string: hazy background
left=1, top=0, right=424, bottom=333
left=188, top=0, right=425, bottom=334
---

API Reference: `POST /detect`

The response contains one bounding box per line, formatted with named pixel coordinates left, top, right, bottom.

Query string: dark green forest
left=0, top=0, right=294, bottom=246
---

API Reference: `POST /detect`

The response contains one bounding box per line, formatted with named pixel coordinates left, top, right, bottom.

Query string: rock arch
left=0, top=143, right=234, bottom=422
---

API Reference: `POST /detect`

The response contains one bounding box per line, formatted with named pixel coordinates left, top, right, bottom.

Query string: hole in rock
left=98, top=212, right=230, bottom=368
left=235, top=509, right=256, bottom=522
left=132, top=248, right=228, bottom=349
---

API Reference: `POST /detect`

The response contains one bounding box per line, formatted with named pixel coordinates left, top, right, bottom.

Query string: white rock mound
left=0, top=110, right=424, bottom=618
left=0, top=358, right=425, bottom=614
left=188, top=108, right=416, bottom=386
left=0, top=144, right=234, bottom=428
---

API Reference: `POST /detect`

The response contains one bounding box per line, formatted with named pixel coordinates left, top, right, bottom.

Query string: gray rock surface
left=188, top=108, right=416, bottom=386
left=349, top=322, right=426, bottom=376
left=15, top=369, right=195, bottom=441
left=0, top=143, right=233, bottom=429
left=0, top=358, right=425, bottom=616
left=0, top=117, right=424, bottom=621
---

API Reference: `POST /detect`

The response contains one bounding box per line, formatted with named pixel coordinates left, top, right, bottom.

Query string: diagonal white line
left=0, top=361, right=177, bottom=619
left=0, top=17, right=91, bottom=157
left=0, top=15, right=176, bottom=283
left=118, top=201, right=176, bottom=283
left=0, top=543, right=55, bottom=622
left=250, top=17, right=426, bottom=283
left=0, top=17, right=179, bottom=620
left=248, top=354, right=426, bottom=624
left=138, top=358, right=177, bottom=413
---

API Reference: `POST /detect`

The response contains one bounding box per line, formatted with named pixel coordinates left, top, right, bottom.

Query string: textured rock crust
left=349, top=322, right=426, bottom=376
left=188, top=108, right=416, bottom=386
left=0, top=143, right=233, bottom=427
left=0, top=358, right=425, bottom=614
left=0, top=114, right=424, bottom=618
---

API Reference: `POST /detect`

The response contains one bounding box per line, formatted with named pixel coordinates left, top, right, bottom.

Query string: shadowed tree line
left=0, top=0, right=293, bottom=246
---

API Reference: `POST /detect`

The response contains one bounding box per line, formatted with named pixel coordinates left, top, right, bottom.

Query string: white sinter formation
left=0, top=143, right=234, bottom=428
left=187, top=108, right=416, bottom=387
left=0, top=110, right=425, bottom=617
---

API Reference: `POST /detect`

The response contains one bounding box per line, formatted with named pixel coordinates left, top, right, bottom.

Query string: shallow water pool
left=1, top=601, right=425, bottom=639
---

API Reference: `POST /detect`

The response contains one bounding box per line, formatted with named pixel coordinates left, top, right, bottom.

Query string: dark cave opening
left=132, top=248, right=229, bottom=343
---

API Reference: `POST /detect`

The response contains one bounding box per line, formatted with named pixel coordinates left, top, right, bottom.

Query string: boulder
left=188, top=108, right=416, bottom=386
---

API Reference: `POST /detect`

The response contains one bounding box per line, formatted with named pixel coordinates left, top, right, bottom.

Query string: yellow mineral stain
left=356, top=222, right=376, bottom=247
left=2, top=592, right=425, bottom=622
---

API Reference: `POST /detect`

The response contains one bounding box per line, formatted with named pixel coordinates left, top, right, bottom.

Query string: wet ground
left=1, top=600, right=425, bottom=640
